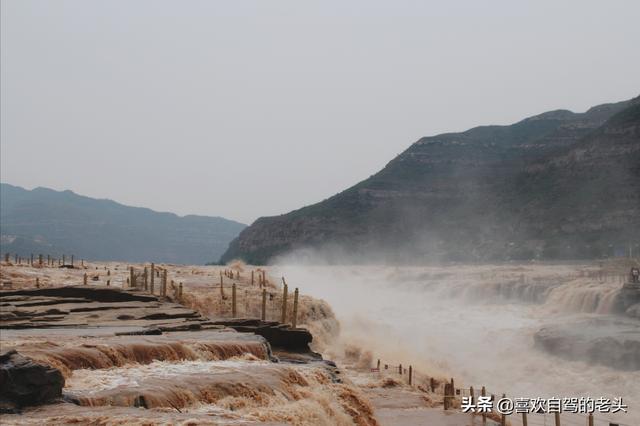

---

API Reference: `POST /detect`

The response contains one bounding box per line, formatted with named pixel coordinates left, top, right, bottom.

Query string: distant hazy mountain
left=0, top=184, right=246, bottom=264
left=221, top=96, right=640, bottom=264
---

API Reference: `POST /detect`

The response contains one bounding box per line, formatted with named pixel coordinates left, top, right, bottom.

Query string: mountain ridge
left=221, top=96, right=640, bottom=264
left=1, top=183, right=246, bottom=264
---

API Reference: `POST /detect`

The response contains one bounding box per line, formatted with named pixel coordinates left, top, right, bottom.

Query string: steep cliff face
left=511, top=99, right=640, bottom=258
left=221, top=97, right=639, bottom=264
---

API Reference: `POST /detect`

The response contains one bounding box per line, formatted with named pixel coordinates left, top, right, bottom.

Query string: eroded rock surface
left=211, top=318, right=315, bottom=354
left=0, top=286, right=211, bottom=330
left=0, top=349, right=65, bottom=412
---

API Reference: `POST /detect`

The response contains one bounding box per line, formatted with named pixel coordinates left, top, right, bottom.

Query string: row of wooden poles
left=18, top=258, right=175, bottom=296
left=11, top=257, right=301, bottom=328
left=126, top=265, right=302, bottom=328
left=126, top=263, right=173, bottom=297
left=459, top=388, right=605, bottom=426
left=219, top=270, right=301, bottom=327
left=372, top=358, right=614, bottom=426
left=221, top=268, right=269, bottom=287
left=455, top=387, right=595, bottom=426
left=3, top=252, right=85, bottom=268
left=27, top=263, right=165, bottom=291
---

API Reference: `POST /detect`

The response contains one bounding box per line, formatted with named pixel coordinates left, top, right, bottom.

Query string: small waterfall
left=544, top=280, right=621, bottom=314
left=406, top=268, right=625, bottom=315
left=24, top=340, right=269, bottom=379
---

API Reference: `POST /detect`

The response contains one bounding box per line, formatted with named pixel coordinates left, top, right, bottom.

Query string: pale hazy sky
left=2, top=1, right=639, bottom=224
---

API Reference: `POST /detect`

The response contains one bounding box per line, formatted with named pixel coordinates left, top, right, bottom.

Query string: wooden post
left=399, top=363, right=403, bottom=374
left=150, top=263, right=155, bottom=294
left=377, top=359, right=380, bottom=370
left=444, top=382, right=450, bottom=410
left=430, top=378, right=436, bottom=392
left=179, top=282, right=183, bottom=300
left=554, top=412, right=560, bottom=426
left=30, top=253, right=34, bottom=265
left=408, top=365, right=413, bottom=385
left=232, top=283, right=237, bottom=317
left=47, top=254, right=50, bottom=265
left=588, top=413, right=593, bottom=426
left=292, top=288, right=299, bottom=328
left=129, top=267, right=135, bottom=288
left=71, top=255, right=74, bottom=267
left=261, top=288, right=267, bottom=321
left=83, top=273, right=87, bottom=285
left=220, top=273, right=224, bottom=298
left=443, top=383, right=447, bottom=410
left=280, top=280, right=288, bottom=324
left=81, top=259, right=84, bottom=267
left=63, top=254, right=66, bottom=265
left=3, top=253, right=8, bottom=263
left=107, top=279, right=110, bottom=286
left=38, top=254, right=43, bottom=265
left=470, top=386, right=474, bottom=406
left=251, top=270, right=254, bottom=285
left=36, top=277, right=40, bottom=288
left=522, top=411, right=528, bottom=426
left=144, top=267, right=148, bottom=290
left=162, top=269, right=167, bottom=296
left=14, top=254, right=18, bottom=263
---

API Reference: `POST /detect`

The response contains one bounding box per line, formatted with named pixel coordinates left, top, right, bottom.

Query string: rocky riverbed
left=0, top=260, right=463, bottom=425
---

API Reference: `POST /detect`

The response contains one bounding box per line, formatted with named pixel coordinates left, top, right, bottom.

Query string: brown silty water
left=2, top=331, right=270, bottom=379
left=4, top=259, right=636, bottom=425
left=1, top=359, right=378, bottom=425
left=273, top=260, right=640, bottom=426
left=0, top=261, right=379, bottom=426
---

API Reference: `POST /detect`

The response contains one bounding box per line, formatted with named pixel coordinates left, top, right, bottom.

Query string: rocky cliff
left=221, top=97, right=640, bottom=264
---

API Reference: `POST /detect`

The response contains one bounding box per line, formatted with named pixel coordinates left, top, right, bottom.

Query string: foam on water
left=274, top=264, right=640, bottom=425
left=65, top=359, right=271, bottom=394
left=61, top=359, right=377, bottom=426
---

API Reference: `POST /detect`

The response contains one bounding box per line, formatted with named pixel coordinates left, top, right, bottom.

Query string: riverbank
left=0, top=260, right=458, bottom=425
left=3, top=259, right=637, bottom=425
